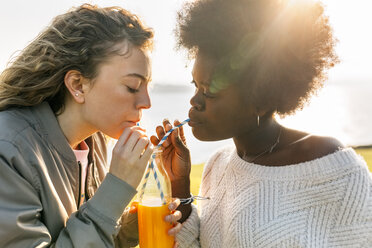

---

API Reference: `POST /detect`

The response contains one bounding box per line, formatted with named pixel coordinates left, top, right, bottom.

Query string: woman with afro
left=152, top=0, right=372, bottom=247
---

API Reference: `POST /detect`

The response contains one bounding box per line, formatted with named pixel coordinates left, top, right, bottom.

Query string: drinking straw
left=139, top=118, right=190, bottom=204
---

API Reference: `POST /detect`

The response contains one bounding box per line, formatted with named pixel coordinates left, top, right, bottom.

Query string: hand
left=109, top=126, right=153, bottom=189
left=151, top=120, right=192, bottom=223
left=150, top=119, right=191, bottom=185
left=128, top=199, right=183, bottom=236
left=165, top=199, right=182, bottom=236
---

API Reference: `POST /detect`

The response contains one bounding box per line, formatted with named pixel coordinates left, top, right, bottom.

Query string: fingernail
left=165, top=215, right=171, bottom=222
left=168, top=229, right=175, bottom=235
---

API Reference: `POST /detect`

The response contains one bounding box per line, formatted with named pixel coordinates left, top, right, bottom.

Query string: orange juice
left=138, top=198, right=174, bottom=248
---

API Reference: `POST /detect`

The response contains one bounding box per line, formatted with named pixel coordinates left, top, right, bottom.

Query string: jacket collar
left=31, top=102, right=77, bottom=163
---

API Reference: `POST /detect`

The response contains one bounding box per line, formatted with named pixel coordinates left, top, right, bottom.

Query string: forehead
left=98, top=43, right=152, bottom=81
left=192, top=54, right=217, bottom=84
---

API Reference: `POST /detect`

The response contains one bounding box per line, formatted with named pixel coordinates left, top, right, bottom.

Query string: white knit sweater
left=176, top=147, right=372, bottom=248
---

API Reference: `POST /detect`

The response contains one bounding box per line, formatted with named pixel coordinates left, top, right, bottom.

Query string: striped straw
left=139, top=118, right=190, bottom=204
left=157, top=118, right=190, bottom=147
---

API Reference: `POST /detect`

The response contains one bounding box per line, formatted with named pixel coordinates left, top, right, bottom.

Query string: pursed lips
left=125, top=119, right=140, bottom=127
left=188, top=108, right=203, bottom=127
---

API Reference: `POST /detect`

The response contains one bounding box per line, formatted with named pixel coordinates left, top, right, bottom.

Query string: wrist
left=171, top=178, right=191, bottom=198
left=177, top=204, right=192, bottom=223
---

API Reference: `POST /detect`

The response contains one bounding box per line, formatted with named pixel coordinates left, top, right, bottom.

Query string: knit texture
left=176, top=147, right=372, bottom=248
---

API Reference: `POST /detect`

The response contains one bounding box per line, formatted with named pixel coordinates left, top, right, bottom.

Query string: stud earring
left=75, top=93, right=79, bottom=97
left=257, top=115, right=260, bottom=127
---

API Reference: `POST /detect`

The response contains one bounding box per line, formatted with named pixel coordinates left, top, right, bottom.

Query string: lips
left=188, top=108, right=203, bottom=127
left=125, top=119, right=140, bottom=127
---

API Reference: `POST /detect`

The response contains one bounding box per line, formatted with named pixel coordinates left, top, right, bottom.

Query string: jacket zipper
left=77, top=161, right=82, bottom=208
left=85, top=162, right=92, bottom=200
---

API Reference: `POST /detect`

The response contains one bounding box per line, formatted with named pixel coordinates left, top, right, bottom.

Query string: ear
left=64, top=70, right=88, bottom=104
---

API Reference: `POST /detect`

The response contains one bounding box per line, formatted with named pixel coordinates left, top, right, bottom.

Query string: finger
left=131, top=127, right=147, bottom=138
left=174, top=120, right=186, bottom=145
left=171, top=128, right=187, bottom=151
left=131, top=137, right=150, bottom=158
left=129, top=201, right=138, bottom=214
left=123, top=131, right=143, bottom=153
left=162, top=119, right=171, bottom=129
left=165, top=210, right=182, bottom=223
left=115, top=127, right=133, bottom=148
left=162, top=122, right=173, bottom=147
left=139, top=143, right=154, bottom=163
left=150, top=135, right=159, bottom=146
left=133, top=125, right=146, bottom=132
left=169, top=198, right=181, bottom=211
left=168, top=223, right=182, bottom=236
left=156, top=125, right=166, bottom=140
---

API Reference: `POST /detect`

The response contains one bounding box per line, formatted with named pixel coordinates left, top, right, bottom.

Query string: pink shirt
left=73, top=141, right=89, bottom=207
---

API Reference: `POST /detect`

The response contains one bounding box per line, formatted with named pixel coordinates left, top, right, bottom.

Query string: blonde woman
left=0, top=4, right=181, bottom=247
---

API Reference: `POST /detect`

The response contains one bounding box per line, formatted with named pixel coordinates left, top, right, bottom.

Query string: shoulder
left=205, top=146, right=234, bottom=166
left=295, top=135, right=345, bottom=159
left=0, top=107, right=36, bottom=142
left=202, top=146, right=234, bottom=179
left=272, top=128, right=345, bottom=165
left=0, top=107, right=48, bottom=165
left=0, top=139, right=38, bottom=188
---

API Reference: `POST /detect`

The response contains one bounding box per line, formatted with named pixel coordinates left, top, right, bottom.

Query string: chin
left=101, top=128, right=122, bottom=140
left=192, top=127, right=217, bottom=141
left=192, top=127, right=231, bottom=142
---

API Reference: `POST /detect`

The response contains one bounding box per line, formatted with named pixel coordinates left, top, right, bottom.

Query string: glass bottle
left=137, top=147, right=174, bottom=248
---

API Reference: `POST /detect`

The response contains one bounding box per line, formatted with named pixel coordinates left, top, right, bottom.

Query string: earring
left=257, top=115, right=260, bottom=127
left=75, top=93, right=79, bottom=97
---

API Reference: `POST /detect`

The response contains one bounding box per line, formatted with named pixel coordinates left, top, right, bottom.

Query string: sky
left=0, top=0, right=371, bottom=85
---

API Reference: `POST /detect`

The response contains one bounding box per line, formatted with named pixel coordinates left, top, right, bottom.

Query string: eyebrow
left=192, top=79, right=210, bottom=87
left=124, top=73, right=151, bottom=82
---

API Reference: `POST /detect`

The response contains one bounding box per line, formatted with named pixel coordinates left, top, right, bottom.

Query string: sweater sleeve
left=176, top=204, right=201, bottom=248
left=175, top=149, right=225, bottom=248
left=0, top=141, right=137, bottom=248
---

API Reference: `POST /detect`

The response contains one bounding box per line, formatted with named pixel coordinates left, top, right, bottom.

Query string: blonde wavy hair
left=0, top=4, right=153, bottom=114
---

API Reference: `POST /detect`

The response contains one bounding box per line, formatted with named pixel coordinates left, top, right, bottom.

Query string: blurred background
left=1, top=0, right=371, bottom=164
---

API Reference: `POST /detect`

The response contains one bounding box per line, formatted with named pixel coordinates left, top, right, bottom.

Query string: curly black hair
left=176, top=0, right=338, bottom=116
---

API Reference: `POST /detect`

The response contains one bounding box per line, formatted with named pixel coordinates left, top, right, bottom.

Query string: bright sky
left=1, top=0, right=371, bottom=85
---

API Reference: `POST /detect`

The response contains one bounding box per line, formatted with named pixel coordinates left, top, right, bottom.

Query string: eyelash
left=191, top=81, right=216, bottom=99
left=126, top=86, right=139, bottom=93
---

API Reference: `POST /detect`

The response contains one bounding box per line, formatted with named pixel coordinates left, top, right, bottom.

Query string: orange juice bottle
left=137, top=148, right=174, bottom=248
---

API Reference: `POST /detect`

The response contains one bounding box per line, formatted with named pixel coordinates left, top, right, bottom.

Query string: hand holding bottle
left=129, top=199, right=182, bottom=236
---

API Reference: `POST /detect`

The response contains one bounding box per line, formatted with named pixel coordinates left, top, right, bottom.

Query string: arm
left=0, top=141, right=136, bottom=248
left=176, top=204, right=201, bottom=248
left=0, top=127, right=152, bottom=248
left=114, top=209, right=139, bottom=248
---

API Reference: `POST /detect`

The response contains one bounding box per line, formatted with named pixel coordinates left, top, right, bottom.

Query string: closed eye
left=191, top=80, right=217, bottom=99
left=203, top=91, right=217, bottom=99
left=126, top=86, right=139, bottom=93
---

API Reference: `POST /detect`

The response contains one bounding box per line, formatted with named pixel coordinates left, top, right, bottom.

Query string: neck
left=233, top=117, right=281, bottom=161
left=57, top=102, right=96, bottom=149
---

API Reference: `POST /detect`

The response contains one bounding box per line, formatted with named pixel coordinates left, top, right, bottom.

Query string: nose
left=190, top=88, right=204, bottom=111
left=137, top=89, right=151, bottom=110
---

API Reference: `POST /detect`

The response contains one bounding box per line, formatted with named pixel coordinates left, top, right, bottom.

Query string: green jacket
left=0, top=102, right=138, bottom=247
